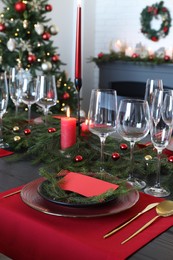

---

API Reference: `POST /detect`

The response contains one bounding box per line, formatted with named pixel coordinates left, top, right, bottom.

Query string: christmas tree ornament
left=168, top=156, right=173, bottom=163
left=7, top=38, right=16, bottom=51
left=24, top=128, right=31, bottom=135
left=120, top=143, right=128, bottom=150
left=42, top=32, right=51, bottom=41
left=23, top=20, right=28, bottom=29
left=48, top=127, right=56, bottom=133
left=27, top=54, right=36, bottom=63
left=51, top=54, right=59, bottom=62
left=74, top=155, right=83, bottom=162
left=41, top=61, right=52, bottom=71
left=112, top=152, right=120, bottom=160
left=34, top=23, right=44, bottom=35
left=49, top=25, right=59, bottom=35
left=14, top=136, right=21, bottom=142
left=62, top=92, right=70, bottom=100
left=14, top=1, right=27, bottom=13
left=145, top=155, right=152, bottom=161
left=45, top=4, right=52, bottom=12
left=0, top=23, right=6, bottom=32
left=13, top=126, right=20, bottom=132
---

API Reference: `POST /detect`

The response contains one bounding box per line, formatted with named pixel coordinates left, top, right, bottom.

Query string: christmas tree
left=0, top=0, right=77, bottom=114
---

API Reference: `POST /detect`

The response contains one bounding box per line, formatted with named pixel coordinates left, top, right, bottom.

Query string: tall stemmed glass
left=88, top=89, right=117, bottom=171
left=36, top=75, right=57, bottom=125
left=9, top=67, right=23, bottom=116
left=22, top=77, right=40, bottom=125
left=117, top=99, right=150, bottom=189
left=144, top=79, right=163, bottom=110
left=0, top=72, right=9, bottom=148
left=144, top=90, right=173, bottom=197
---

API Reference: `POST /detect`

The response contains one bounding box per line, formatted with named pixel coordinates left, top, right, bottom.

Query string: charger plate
left=21, top=178, right=139, bottom=218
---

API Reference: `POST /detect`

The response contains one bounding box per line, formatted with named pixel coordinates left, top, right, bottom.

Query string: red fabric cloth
left=0, top=148, right=13, bottom=157
left=0, top=186, right=173, bottom=260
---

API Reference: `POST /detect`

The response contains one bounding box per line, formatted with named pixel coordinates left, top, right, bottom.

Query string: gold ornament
left=14, top=136, right=21, bottom=142
left=13, top=126, right=19, bottom=132
left=145, top=155, right=152, bottom=161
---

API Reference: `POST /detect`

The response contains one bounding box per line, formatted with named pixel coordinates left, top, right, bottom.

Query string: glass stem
left=129, top=141, right=135, bottom=180
left=28, top=104, right=31, bottom=124
left=100, top=136, right=106, bottom=171
left=155, top=149, right=162, bottom=188
left=0, top=116, right=3, bottom=144
left=15, top=105, right=19, bottom=117
left=44, top=108, right=49, bottom=126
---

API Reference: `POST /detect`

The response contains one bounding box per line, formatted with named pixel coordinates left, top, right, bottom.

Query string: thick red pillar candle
left=61, top=116, right=76, bottom=150
left=75, top=1, right=82, bottom=79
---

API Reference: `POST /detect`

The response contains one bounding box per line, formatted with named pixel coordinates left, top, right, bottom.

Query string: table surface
left=0, top=156, right=173, bottom=260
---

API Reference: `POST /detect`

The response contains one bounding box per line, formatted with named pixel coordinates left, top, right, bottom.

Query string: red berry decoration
left=14, top=1, right=26, bottom=12
left=120, top=143, right=128, bottom=150
left=0, top=23, right=6, bottom=32
left=48, top=127, right=56, bottom=133
left=112, top=152, right=120, bottom=161
left=24, top=129, right=31, bottom=135
left=74, top=155, right=83, bottom=162
left=27, top=54, right=36, bottom=63
left=164, top=55, right=170, bottom=61
left=168, top=156, right=173, bottom=163
left=45, top=4, right=52, bottom=11
left=42, top=32, right=51, bottom=41
left=51, top=54, right=59, bottom=62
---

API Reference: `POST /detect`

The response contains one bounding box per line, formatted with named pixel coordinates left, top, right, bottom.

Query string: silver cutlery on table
left=103, top=202, right=159, bottom=239
left=2, top=190, right=21, bottom=198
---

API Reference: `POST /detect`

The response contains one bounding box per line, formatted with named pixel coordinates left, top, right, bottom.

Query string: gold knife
left=2, top=189, right=21, bottom=198
left=103, top=202, right=159, bottom=239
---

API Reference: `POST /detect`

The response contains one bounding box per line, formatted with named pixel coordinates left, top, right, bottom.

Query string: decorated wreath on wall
left=140, top=1, right=171, bottom=42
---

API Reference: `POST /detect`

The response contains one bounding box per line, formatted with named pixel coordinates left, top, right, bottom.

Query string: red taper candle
left=75, top=1, right=82, bottom=79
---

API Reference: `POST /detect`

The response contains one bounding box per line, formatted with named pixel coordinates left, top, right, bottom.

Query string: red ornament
left=168, top=156, right=173, bottom=163
left=42, top=32, right=51, bottom=41
left=74, top=155, right=83, bottom=162
left=98, top=52, right=104, bottom=58
left=112, top=152, right=120, bottom=161
left=48, top=127, right=56, bottom=133
left=164, top=55, right=170, bottom=61
left=27, top=54, right=36, bottom=63
left=14, top=1, right=26, bottom=12
left=24, top=128, right=31, bottom=135
left=132, top=53, right=139, bottom=59
left=0, top=23, right=6, bottom=32
left=45, top=4, right=52, bottom=11
left=151, top=36, right=158, bottom=42
left=51, top=54, right=59, bottom=62
left=120, top=143, right=128, bottom=150
left=62, top=92, right=70, bottom=100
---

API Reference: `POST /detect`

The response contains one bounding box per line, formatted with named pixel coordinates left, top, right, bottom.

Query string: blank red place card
left=59, top=172, right=119, bottom=197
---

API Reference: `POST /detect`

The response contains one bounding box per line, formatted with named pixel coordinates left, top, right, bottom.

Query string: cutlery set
left=104, top=200, right=173, bottom=244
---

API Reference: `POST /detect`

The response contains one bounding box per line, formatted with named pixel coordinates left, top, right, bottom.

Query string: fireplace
left=98, top=61, right=173, bottom=95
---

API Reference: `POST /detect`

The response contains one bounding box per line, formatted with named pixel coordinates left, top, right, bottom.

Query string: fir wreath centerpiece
left=140, top=1, right=172, bottom=42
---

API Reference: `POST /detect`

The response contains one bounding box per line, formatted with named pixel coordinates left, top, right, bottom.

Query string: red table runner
left=0, top=184, right=173, bottom=260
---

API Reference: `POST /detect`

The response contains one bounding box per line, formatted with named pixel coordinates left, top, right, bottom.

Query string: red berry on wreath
left=45, top=4, right=52, bottom=11
left=168, top=156, right=173, bottom=163
left=74, top=155, right=83, bottom=162
left=42, top=32, right=51, bottom=41
left=120, top=143, right=128, bottom=150
left=112, top=152, right=120, bottom=161
left=0, top=23, right=6, bottom=32
left=14, top=1, right=26, bottom=12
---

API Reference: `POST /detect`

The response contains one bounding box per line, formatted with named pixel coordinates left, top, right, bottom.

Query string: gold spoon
left=121, top=200, right=173, bottom=244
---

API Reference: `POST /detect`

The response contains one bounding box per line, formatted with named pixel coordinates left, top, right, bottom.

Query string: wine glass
left=88, top=89, right=117, bottom=171
left=9, top=67, right=24, bottom=116
left=22, top=77, right=40, bottom=125
left=144, top=79, right=163, bottom=110
left=117, top=99, right=150, bottom=189
left=0, top=72, right=9, bottom=148
left=144, top=90, right=173, bottom=197
left=36, top=75, right=57, bottom=125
